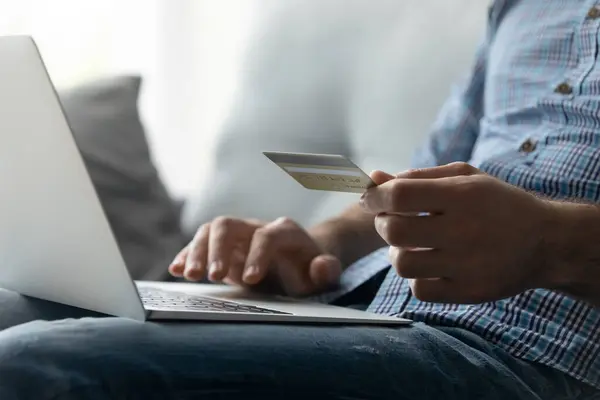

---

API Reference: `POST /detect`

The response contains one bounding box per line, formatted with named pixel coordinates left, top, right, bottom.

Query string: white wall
left=142, top=0, right=258, bottom=198
left=0, top=0, right=258, bottom=198
left=0, top=0, right=489, bottom=207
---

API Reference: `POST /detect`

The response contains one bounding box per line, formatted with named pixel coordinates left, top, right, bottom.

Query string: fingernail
left=187, top=262, right=202, bottom=270
left=209, top=261, right=223, bottom=278
left=243, top=265, right=259, bottom=281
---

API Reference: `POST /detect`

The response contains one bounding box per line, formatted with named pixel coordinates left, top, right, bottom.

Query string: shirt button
left=519, top=138, right=537, bottom=153
left=588, top=7, right=600, bottom=19
left=555, top=82, right=573, bottom=95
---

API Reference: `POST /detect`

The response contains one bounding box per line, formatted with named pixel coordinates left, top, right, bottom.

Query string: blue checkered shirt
left=315, top=0, right=600, bottom=389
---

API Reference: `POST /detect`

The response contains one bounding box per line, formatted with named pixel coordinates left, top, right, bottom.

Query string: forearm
left=309, top=203, right=385, bottom=269
left=543, top=201, right=600, bottom=307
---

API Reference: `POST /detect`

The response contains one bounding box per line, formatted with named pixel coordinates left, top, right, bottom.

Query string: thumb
left=370, top=170, right=395, bottom=185
left=309, top=254, right=342, bottom=289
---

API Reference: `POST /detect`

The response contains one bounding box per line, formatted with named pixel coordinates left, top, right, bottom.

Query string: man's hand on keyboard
left=168, top=217, right=342, bottom=297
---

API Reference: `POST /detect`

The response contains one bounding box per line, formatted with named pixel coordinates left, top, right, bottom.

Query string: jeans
left=0, top=288, right=597, bottom=400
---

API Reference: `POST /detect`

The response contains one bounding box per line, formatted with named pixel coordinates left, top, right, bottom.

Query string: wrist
left=309, top=219, right=345, bottom=260
left=539, top=200, right=600, bottom=291
left=309, top=208, right=384, bottom=269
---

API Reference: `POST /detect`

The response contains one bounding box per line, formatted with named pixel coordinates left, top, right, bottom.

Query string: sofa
left=61, top=0, right=489, bottom=281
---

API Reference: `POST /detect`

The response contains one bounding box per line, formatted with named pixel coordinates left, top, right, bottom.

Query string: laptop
left=0, top=35, right=410, bottom=326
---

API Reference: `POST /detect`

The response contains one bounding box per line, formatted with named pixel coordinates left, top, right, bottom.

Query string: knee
left=0, top=320, right=92, bottom=399
left=0, top=318, right=143, bottom=400
left=0, top=288, right=39, bottom=331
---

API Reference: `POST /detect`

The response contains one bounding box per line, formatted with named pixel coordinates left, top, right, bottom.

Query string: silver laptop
left=0, top=35, right=410, bottom=326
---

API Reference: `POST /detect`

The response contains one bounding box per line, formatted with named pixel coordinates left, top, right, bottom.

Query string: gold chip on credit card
left=263, top=151, right=375, bottom=193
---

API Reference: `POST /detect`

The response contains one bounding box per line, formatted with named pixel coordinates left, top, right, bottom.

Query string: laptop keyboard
left=138, top=287, right=290, bottom=315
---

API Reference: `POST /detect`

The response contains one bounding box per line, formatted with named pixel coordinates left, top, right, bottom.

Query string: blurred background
left=0, top=0, right=489, bottom=280
left=0, top=0, right=255, bottom=197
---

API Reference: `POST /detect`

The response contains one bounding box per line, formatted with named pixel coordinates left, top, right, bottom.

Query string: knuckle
left=192, top=223, right=211, bottom=243
left=401, top=168, right=425, bottom=179
left=213, top=216, right=236, bottom=228
left=254, top=226, right=277, bottom=242
left=389, top=218, right=406, bottom=239
left=389, top=246, right=402, bottom=269
left=199, top=223, right=211, bottom=234
left=246, top=218, right=265, bottom=227
left=274, top=216, right=297, bottom=228
left=410, top=281, right=433, bottom=302
left=453, top=175, right=482, bottom=197
left=381, top=217, right=405, bottom=244
left=449, top=162, right=475, bottom=176
left=391, top=249, right=414, bottom=278
left=389, top=180, right=409, bottom=209
left=471, top=173, right=491, bottom=186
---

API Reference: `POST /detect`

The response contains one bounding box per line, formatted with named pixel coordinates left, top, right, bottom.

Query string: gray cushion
left=59, top=75, right=185, bottom=281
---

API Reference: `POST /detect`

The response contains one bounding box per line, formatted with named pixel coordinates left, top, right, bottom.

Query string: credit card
left=263, top=151, right=375, bottom=193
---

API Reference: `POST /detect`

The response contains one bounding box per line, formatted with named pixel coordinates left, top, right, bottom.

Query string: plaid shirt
left=316, top=0, right=600, bottom=389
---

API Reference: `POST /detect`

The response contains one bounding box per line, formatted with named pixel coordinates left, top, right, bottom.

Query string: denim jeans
left=0, top=288, right=597, bottom=400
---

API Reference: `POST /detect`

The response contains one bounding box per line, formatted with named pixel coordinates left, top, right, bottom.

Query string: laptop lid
left=0, top=36, right=146, bottom=321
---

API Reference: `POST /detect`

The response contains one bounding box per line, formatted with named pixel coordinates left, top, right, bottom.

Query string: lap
left=0, top=289, right=591, bottom=400
left=0, top=288, right=102, bottom=331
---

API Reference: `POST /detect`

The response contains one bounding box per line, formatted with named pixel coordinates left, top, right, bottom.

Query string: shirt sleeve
left=410, top=41, right=488, bottom=169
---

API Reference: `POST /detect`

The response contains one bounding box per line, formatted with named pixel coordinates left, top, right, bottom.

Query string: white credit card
left=263, top=151, right=375, bottom=193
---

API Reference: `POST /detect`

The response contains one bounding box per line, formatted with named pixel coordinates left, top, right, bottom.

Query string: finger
left=397, top=162, right=479, bottom=179
left=168, top=246, right=189, bottom=277
left=389, top=246, right=454, bottom=279
left=207, top=217, right=249, bottom=281
left=242, top=218, right=292, bottom=284
left=410, top=278, right=474, bottom=304
left=243, top=217, right=313, bottom=285
left=277, top=254, right=340, bottom=297
left=183, top=223, right=210, bottom=281
left=374, top=213, right=447, bottom=248
left=361, top=162, right=480, bottom=214
left=222, top=245, right=248, bottom=286
left=361, top=178, right=453, bottom=214
left=308, top=254, right=342, bottom=289
left=369, top=163, right=479, bottom=189
left=370, top=170, right=395, bottom=185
